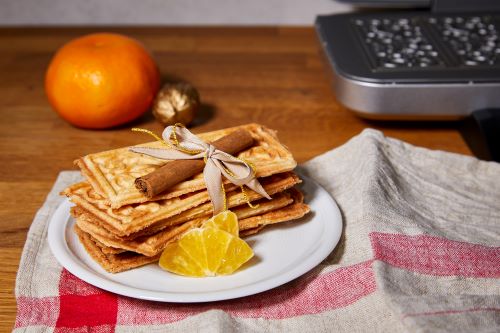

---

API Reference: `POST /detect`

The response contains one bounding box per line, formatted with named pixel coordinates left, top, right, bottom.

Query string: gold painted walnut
left=152, top=82, right=200, bottom=126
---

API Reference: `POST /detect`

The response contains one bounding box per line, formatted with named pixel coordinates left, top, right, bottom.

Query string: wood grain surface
left=0, top=27, right=471, bottom=331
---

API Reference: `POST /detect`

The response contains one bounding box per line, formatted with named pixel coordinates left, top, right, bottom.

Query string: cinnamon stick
left=135, top=129, right=254, bottom=198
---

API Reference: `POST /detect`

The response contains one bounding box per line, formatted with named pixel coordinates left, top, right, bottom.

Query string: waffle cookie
left=73, top=190, right=298, bottom=257
left=63, top=172, right=300, bottom=237
left=76, top=124, right=297, bottom=208
left=74, top=225, right=160, bottom=273
left=74, top=189, right=310, bottom=273
left=239, top=189, right=309, bottom=230
left=65, top=124, right=311, bottom=274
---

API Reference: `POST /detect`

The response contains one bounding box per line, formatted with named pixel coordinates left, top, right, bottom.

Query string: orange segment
left=159, top=211, right=254, bottom=277
left=178, top=229, right=209, bottom=273
left=202, top=228, right=233, bottom=273
left=203, top=210, right=239, bottom=236
left=217, top=236, right=254, bottom=275
left=159, top=243, right=205, bottom=277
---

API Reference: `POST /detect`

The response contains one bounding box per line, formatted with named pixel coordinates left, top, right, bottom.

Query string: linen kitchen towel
left=15, top=129, right=499, bottom=332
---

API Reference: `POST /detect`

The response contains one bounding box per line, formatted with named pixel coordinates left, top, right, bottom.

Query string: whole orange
left=45, top=33, right=160, bottom=129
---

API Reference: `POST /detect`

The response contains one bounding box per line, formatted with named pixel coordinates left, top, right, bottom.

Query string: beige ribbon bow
left=130, top=125, right=271, bottom=215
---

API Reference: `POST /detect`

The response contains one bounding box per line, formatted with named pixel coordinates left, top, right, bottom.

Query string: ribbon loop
left=131, top=125, right=271, bottom=215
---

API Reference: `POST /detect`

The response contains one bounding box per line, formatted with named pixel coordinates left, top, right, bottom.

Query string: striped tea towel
left=15, top=129, right=500, bottom=332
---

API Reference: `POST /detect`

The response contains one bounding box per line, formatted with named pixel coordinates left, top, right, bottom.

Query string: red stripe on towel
left=118, top=260, right=376, bottom=324
left=59, top=268, right=104, bottom=296
left=55, top=269, right=118, bottom=330
left=370, top=232, right=500, bottom=278
left=15, top=296, right=59, bottom=328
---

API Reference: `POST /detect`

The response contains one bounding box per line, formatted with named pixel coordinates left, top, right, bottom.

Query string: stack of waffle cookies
left=62, top=124, right=310, bottom=273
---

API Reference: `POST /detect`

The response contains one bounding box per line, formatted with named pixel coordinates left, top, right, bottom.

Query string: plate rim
left=48, top=175, right=342, bottom=303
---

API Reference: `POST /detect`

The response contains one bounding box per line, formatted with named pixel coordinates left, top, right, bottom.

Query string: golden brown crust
left=63, top=172, right=301, bottom=237
left=72, top=190, right=296, bottom=257
left=74, top=225, right=160, bottom=273
left=92, top=237, right=126, bottom=255
left=76, top=124, right=297, bottom=208
left=75, top=194, right=309, bottom=274
left=239, top=188, right=310, bottom=230
left=75, top=194, right=310, bottom=274
left=76, top=214, right=205, bottom=257
left=239, top=225, right=266, bottom=237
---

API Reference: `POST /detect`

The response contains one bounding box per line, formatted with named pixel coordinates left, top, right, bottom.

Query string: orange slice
left=159, top=211, right=253, bottom=277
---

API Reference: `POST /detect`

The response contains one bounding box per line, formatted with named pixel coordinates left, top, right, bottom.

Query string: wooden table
left=0, top=27, right=471, bottom=330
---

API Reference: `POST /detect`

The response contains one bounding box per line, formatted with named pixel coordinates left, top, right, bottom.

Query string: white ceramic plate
left=48, top=175, right=342, bottom=303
